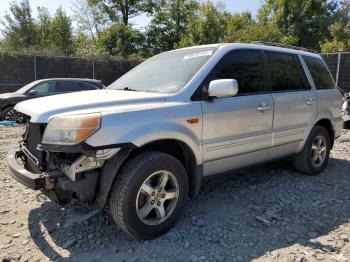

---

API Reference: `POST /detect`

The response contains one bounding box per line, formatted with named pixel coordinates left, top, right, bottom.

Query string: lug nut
left=157, top=201, right=161, bottom=206
left=158, top=188, right=162, bottom=192
left=151, top=192, right=155, bottom=196
left=151, top=200, right=155, bottom=205
left=161, top=194, right=165, bottom=198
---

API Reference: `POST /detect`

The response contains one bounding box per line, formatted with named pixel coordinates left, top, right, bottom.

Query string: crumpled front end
left=6, top=121, right=124, bottom=206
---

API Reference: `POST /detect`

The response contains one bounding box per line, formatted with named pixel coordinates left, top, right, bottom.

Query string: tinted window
left=303, top=56, right=334, bottom=89
left=267, top=52, right=310, bottom=92
left=80, top=82, right=98, bottom=90
left=211, top=51, right=264, bottom=95
left=31, top=81, right=56, bottom=94
left=55, top=81, right=82, bottom=92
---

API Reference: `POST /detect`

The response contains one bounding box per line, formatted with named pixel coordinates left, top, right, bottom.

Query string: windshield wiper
left=117, top=87, right=138, bottom=92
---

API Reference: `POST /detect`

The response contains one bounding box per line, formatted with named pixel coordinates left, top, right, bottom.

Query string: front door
left=200, top=50, right=274, bottom=176
left=27, top=81, right=57, bottom=98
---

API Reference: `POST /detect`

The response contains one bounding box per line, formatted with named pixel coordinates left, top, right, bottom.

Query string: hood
left=15, top=89, right=168, bottom=123
left=0, top=93, right=17, bottom=99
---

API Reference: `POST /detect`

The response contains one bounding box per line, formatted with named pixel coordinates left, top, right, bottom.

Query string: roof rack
left=251, top=41, right=317, bottom=54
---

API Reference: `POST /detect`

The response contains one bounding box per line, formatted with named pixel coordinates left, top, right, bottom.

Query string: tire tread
left=293, top=125, right=331, bottom=176
left=109, top=151, right=185, bottom=238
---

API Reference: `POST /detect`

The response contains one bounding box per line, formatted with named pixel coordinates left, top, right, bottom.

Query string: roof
left=35, top=78, right=102, bottom=83
left=218, top=43, right=321, bottom=57
left=176, top=43, right=320, bottom=58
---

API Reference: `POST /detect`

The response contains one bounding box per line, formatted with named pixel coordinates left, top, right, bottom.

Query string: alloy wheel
left=5, top=109, right=24, bottom=123
left=136, top=170, right=179, bottom=226
left=311, top=135, right=327, bottom=167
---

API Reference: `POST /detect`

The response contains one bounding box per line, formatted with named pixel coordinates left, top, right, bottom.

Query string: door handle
left=306, top=98, right=316, bottom=105
left=257, top=103, right=272, bottom=112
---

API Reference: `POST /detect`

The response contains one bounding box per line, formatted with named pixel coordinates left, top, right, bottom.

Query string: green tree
left=72, top=0, right=110, bottom=39
left=92, top=0, right=155, bottom=25
left=259, top=0, right=337, bottom=50
left=73, top=32, right=106, bottom=57
left=224, top=12, right=255, bottom=43
left=36, top=7, right=51, bottom=49
left=50, top=8, right=74, bottom=55
left=98, top=22, right=143, bottom=57
left=179, top=1, right=229, bottom=47
left=146, top=0, right=199, bottom=54
left=321, top=0, right=350, bottom=52
left=0, top=0, right=37, bottom=51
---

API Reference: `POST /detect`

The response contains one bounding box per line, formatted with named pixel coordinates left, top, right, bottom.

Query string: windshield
left=15, top=80, right=41, bottom=94
left=108, top=47, right=217, bottom=94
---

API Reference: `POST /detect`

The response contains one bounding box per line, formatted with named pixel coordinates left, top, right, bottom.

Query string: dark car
left=0, top=78, right=105, bottom=123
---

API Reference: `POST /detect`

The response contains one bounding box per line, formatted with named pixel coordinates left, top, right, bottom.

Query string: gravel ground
left=1, top=126, right=350, bottom=262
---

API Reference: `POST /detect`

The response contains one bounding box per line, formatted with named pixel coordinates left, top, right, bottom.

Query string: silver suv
left=7, top=42, right=343, bottom=239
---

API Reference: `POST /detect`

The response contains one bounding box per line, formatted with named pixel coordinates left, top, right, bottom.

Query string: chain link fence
left=321, top=53, right=350, bottom=93
left=0, top=52, right=349, bottom=94
left=0, top=53, right=139, bottom=93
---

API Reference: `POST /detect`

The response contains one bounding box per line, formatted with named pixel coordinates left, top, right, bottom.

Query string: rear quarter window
left=80, top=82, right=99, bottom=90
left=302, top=56, right=335, bottom=90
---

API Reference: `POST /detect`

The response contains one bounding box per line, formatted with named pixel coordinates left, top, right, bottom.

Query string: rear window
left=266, top=52, right=310, bottom=92
left=302, top=56, right=335, bottom=90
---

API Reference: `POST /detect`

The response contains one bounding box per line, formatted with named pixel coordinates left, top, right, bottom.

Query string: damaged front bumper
left=6, top=145, right=121, bottom=205
left=7, top=149, right=45, bottom=190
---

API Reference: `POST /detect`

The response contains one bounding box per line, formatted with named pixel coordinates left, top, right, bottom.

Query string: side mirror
left=208, top=79, right=238, bottom=98
left=28, top=90, right=37, bottom=96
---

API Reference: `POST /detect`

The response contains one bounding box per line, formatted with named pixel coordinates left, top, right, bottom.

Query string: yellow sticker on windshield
left=183, top=51, right=213, bottom=60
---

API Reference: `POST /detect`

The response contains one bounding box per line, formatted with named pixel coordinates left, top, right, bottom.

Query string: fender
left=297, top=117, right=337, bottom=153
left=93, top=144, right=136, bottom=208
left=87, top=121, right=204, bottom=165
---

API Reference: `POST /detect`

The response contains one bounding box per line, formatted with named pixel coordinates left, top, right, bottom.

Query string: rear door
left=302, top=55, right=343, bottom=133
left=201, top=50, right=274, bottom=175
left=265, top=51, right=317, bottom=158
left=54, top=80, right=84, bottom=94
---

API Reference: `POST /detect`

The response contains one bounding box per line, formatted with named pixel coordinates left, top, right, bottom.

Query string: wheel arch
left=95, top=139, right=203, bottom=209
left=132, top=139, right=203, bottom=199
left=314, top=118, right=335, bottom=148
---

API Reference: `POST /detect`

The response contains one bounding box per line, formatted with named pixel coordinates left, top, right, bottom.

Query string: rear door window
left=55, top=81, right=82, bottom=92
left=266, top=52, right=310, bottom=92
left=302, top=56, right=335, bottom=89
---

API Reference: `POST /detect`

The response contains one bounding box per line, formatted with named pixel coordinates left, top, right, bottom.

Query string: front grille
left=23, top=123, right=47, bottom=174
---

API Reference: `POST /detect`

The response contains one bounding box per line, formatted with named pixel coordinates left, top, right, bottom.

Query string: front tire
left=1, top=107, right=24, bottom=123
left=109, top=151, right=189, bottom=239
left=293, top=126, right=331, bottom=175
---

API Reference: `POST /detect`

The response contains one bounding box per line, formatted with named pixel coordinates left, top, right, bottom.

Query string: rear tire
left=293, top=126, right=331, bottom=175
left=109, top=151, right=189, bottom=239
left=344, top=121, right=350, bottom=130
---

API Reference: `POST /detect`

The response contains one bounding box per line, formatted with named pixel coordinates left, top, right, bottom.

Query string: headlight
left=42, top=113, right=101, bottom=145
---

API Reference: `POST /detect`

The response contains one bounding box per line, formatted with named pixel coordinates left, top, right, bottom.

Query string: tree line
left=1, top=0, right=350, bottom=59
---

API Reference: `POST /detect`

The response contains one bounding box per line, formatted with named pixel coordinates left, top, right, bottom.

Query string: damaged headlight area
left=42, top=113, right=101, bottom=145
left=61, top=148, right=120, bottom=181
